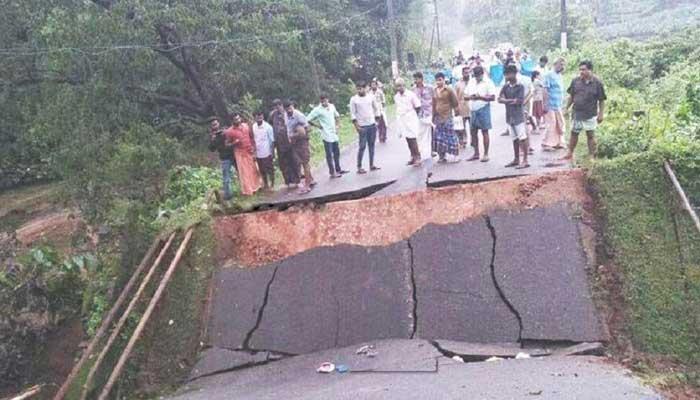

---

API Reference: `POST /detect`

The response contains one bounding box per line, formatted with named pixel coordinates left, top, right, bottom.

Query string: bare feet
left=505, top=160, right=519, bottom=168
left=480, top=155, right=490, bottom=162
left=516, top=163, right=531, bottom=169
left=357, top=168, right=367, bottom=174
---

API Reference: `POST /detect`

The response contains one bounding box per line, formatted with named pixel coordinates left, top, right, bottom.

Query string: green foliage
left=153, top=165, right=223, bottom=231
left=590, top=153, right=700, bottom=363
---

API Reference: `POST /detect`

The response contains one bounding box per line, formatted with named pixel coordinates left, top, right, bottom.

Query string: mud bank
left=214, top=170, right=589, bottom=267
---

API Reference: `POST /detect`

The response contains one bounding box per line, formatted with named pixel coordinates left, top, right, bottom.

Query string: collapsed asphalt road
left=166, top=104, right=661, bottom=398
left=198, top=202, right=604, bottom=379
left=174, top=339, right=659, bottom=400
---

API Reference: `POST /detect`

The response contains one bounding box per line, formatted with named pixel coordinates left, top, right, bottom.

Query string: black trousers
left=323, top=140, right=342, bottom=175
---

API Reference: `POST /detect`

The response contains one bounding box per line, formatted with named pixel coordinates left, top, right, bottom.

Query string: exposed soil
left=215, top=170, right=590, bottom=267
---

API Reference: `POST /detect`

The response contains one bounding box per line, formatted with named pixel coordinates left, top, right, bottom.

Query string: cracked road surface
left=256, top=103, right=569, bottom=207
left=204, top=204, right=605, bottom=376
left=172, top=340, right=659, bottom=400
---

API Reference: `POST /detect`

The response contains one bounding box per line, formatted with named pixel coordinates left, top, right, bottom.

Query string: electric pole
left=387, top=0, right=399, bottom=79
left=560, top=0, right=568, bottom=51
left=433, top=0, right=441, bottom=49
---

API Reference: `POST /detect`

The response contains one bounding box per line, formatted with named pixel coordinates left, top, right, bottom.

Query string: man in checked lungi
left=432, top=72, right=460, bottom=163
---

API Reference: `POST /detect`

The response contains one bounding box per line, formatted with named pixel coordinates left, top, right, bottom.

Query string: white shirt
left=466, top=78, right=496, bottom=111
left=350, top=94, right=379, bottom=127
left=370, top=89, right=386, bottom=116
left=252, top=121, right=274, bottom=158
left=394, top=90, right=421, bottom=117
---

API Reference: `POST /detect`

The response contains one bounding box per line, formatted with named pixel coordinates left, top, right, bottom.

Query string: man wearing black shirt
left=499, top=64, right=530, bottom=169
left=562, top=60, right=607, bottom=160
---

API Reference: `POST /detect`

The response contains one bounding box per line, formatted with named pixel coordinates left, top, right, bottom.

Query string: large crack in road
left=242, top=264, right=279, bottom=351
left=484, top=215, right=524, bottom=345
left=406, top=238, right=418, bottom=339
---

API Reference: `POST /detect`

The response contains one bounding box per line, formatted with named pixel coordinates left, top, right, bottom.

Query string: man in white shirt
left=393, top=78, right=423, bottom=166
left=252, top=111, right=275, bottom=190
left=466, top=66, right=496, bottom=162
left=350, top=81, right=380, bottom=174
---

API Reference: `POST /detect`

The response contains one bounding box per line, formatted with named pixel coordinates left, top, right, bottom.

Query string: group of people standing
left=208, top=80, right=389, bottom=200
left=209, top=48, right=607, bottom=202
left=389, top=49, right=607, bottom=171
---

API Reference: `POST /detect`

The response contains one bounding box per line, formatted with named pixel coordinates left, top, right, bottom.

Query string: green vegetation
left=562, top=26, right=700, bottom=380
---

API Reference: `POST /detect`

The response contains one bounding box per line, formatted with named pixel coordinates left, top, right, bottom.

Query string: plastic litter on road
left=317, top=362, right=335, bottom=373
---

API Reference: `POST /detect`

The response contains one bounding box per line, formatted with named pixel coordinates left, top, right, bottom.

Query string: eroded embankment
left=214, top=170, right=590, bottom=267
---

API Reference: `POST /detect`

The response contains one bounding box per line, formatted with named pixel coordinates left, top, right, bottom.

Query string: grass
left=589, top=152, right=700, bottom=366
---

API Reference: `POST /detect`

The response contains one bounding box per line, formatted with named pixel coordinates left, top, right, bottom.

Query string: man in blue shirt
left=542, top=58, right=567, bottom=150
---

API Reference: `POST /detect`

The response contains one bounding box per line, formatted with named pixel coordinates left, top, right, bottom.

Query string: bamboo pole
left=97, top=228, right=194, bottom=400
left=79, top=232, right=177, bottom=400
left=664, top=160, right=700, bottom=235
left=53, top=237, right=163, bottom=400
left=7, top=385, right=41, bottom=400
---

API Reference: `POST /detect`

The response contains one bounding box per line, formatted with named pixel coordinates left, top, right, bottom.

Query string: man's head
left=394, top=77, right=406, bottom=94
left=554, top=58, right=565, bottom=73
left=506, top=49, right=514, bottom=58
left=435, top=72, right=446, bottom=88
left=531, top=70, right=541, bottom=81
left=413, top=71, right=424, bottom=87
left=284, top=100, right=295, bottom=116
left=370, top=80, right=378, bottom=90
left=579, top=60, right=593, bottom=80
left=231, top=113, right=242, bottom=126
left=320, top=94, right=329, bottom=107
left=472, top=66, right=484, bottom=81
left=273, top=98, right=284, bottom=112
left=210, top=119, right=220, bottom=131
left=254, top=111, right=264, bottom=124
left=462, top=66, right=470, bottom=80
left=539, top=55, right=548, bottom=68
left=504, top=64, right=518, bottom=84
left=356, top=81, right=367, bottom=96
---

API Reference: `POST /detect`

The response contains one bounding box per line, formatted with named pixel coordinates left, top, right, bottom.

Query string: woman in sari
left=224, top=113, right=262, bottom=196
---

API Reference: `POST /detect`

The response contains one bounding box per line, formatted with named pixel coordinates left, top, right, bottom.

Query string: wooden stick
left=53, top=237, right=163, bottom=400
left=7, top=385, right=41, bottom=400
left=98, top=228, right=195, bottom=400
left=79, top=232, right=177, bottom=400
left=664, top=160, right=700, bottom=235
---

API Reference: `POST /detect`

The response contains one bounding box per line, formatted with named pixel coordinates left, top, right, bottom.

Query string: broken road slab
left=249, top=243, right=414, bottom=354
left=433, top=340, right=550, bottom=358
left=411, top=221, right=520, bottom=342
left=489, top=203, right=606, bottom=342
left=207, top=264, right=278, bottom=350
left=188, top=348, right=270, bottom=381
left=172, top=340, right=657, bottom=400
left=552, top=342, right=605, bottom=357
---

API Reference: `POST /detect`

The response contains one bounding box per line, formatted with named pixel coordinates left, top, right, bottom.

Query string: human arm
left=597, top=82, right=607, bottom=123
left=350, top=98, right=361, bottom=132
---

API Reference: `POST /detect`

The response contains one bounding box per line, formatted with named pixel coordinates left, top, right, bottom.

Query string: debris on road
left=317, top=362, right=335, bottom=373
